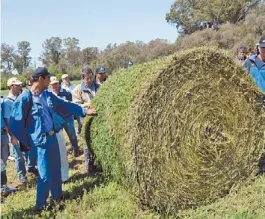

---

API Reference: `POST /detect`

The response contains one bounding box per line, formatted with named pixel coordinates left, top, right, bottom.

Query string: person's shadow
left=1, top=171, right=105, bottom=218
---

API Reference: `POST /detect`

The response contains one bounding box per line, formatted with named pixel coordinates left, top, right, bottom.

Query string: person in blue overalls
left=9, top=67, right=97, bottom=210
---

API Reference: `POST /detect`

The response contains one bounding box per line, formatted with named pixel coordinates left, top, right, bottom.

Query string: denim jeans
left=62, top=119, right=79, bottom=151
left=12, top=144, right=26, bottom=178
left=25, top=150, right=37, bottom=171
left=12, top=144, right=37, bottom=178
left=1, top=132, right=9, bottom=164
left=75, top=115, right=82, bottom=134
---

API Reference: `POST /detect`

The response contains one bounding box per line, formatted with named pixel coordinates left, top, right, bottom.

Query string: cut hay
left=83, top=47, right=265, bottom=214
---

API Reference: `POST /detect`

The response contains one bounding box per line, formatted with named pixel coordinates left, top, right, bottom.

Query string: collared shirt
left=61, top=83, right=76, bottom=93
left=3, top=93, right=18, bottom=119
left=81, top=82, right=97, bottom=99
left=32, top=91, right=53, bottom=132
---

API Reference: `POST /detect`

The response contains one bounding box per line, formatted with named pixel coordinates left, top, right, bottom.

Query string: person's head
left=81, top=66, right=94, bottom=87
left=62, top=74, right=70, bottom=85
left=95, top=66, right=106, bottom=82
left=124, top=60, right=133, bottom=68
left=49, top=76, right=60, bottom=93
left=236, top=46, right=247, bottom=60
left=7, top=77, right=23, bottom=95
left=32, top=67, right=51, bottom=90
left=258, top=36, right=265, bottom=59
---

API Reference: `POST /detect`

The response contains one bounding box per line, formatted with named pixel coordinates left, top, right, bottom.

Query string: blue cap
left=96, top=66, right=106, bottom=74
left=32, top=67, right=51, bottom=79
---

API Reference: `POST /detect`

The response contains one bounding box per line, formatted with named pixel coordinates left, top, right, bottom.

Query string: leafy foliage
left=166, top=0, right=261, bottom=34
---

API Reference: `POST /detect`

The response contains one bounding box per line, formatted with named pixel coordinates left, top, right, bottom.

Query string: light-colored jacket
left=72, top=82, right=99, bottom=109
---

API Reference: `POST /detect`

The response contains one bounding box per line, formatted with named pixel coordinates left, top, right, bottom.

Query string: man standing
left=9, top=67, right=96, bottom=211
left=95, top=66, right=106, bottom=87
left=1, top=96, right=17, bottom=196
left=50, top=76, right=80, bottom=157
left=61, top=74, right=82, bottom=134
left=244, top=36, right=265, bottom=92
left=61, top=74, right=76, bottom=92
left=3, top=77, right=38, bottom=184
left=72, top=66, right=99, bottom=172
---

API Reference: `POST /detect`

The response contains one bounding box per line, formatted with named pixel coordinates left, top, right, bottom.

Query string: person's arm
left=52, top=93, right=96, bottom=117
left=9, top=97, right=31, bottom=147
left=2, top=101, right=19, bottom=146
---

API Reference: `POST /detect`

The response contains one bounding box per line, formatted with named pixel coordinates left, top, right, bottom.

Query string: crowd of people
left=0, top=61, right=134, bottom=210
left=1, top=36, right=264, bottom=211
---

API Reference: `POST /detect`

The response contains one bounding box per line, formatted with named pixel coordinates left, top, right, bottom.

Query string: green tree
left=13, top=41, right=32, bottom=74
left=40, top=37, right=62, bottom=66
left=81, top=47, right=99, bottom=65
left=17, top=41, right=31, bottom=69
left=166, top=0, right=261, bottom=35
left=1, top=43, right=15, bottom=74
left=63, top=37, right=81, bottom=67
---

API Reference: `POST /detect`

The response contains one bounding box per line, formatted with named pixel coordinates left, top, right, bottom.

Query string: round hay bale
left=83, top=47, right=265, bottom=214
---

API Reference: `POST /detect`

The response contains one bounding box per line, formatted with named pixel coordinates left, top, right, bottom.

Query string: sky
left=1, top=0, right=178, bottom=64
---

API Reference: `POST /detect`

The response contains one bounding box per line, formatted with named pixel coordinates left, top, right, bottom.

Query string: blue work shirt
left=244, top=54, right=265, bottom=93
left=32, top=91, right=54, bottom=132
left=9, top=89, right=86, bottom=147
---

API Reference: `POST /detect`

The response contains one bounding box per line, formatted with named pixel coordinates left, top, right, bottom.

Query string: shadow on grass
left=68, top=159, right=83, bottom=169
left=2, top=170, right=105, bottom=219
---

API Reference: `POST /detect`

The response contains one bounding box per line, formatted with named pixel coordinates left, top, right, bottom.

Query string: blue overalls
left=9, top=89, right=86, bottom=209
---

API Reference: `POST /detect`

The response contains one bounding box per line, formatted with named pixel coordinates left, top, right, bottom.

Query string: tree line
left=1, top=38, right=176, bottom=89
left=1, top=0, right=264, bottom=90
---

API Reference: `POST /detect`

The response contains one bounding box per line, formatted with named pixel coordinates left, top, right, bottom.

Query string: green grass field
left=2, top=129, right=265, bottom=219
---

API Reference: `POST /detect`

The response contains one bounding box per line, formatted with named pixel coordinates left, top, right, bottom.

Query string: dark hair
left=237, top=46, right=247, bottom=53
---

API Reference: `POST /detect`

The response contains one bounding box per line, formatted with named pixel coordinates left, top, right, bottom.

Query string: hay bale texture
left=83, top=47, right=265, bottom=213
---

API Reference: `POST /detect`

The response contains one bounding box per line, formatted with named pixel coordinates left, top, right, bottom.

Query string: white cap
left=61, top=74, right=69, bottom=80
left=7, top=77, right=23, bottom=87
left=49, top=76, right=60, bottom=85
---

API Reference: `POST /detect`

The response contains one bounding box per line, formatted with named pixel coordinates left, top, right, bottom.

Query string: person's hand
left=86, top=108, right=97, bottom=116
left=10, top=135, right=19, bottom=146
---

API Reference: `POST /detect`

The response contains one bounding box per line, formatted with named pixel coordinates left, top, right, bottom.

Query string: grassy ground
left=1, top=130, right=265, bottom=218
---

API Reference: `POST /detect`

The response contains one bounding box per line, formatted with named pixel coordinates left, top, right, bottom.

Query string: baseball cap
left=49, top=76, right=60, bottom=85
left=61, top=74, right=69, bottom=80
left=7, top=77, right=23, bottom=87
left=96, top=66, right=106, bottom=74
left=32, top=67, right=51, bottom=79
left=258, top=36, right=265, bottom=48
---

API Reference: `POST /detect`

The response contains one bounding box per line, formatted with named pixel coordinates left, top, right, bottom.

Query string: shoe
left=1, top=185, right=17, bottom=197
left=28, top=167, right=39, bottom=176
left=19, top=176, right=27, bottom=184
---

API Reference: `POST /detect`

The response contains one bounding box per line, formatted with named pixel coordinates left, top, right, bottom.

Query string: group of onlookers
left=0, top=61, right=134, bottom=211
